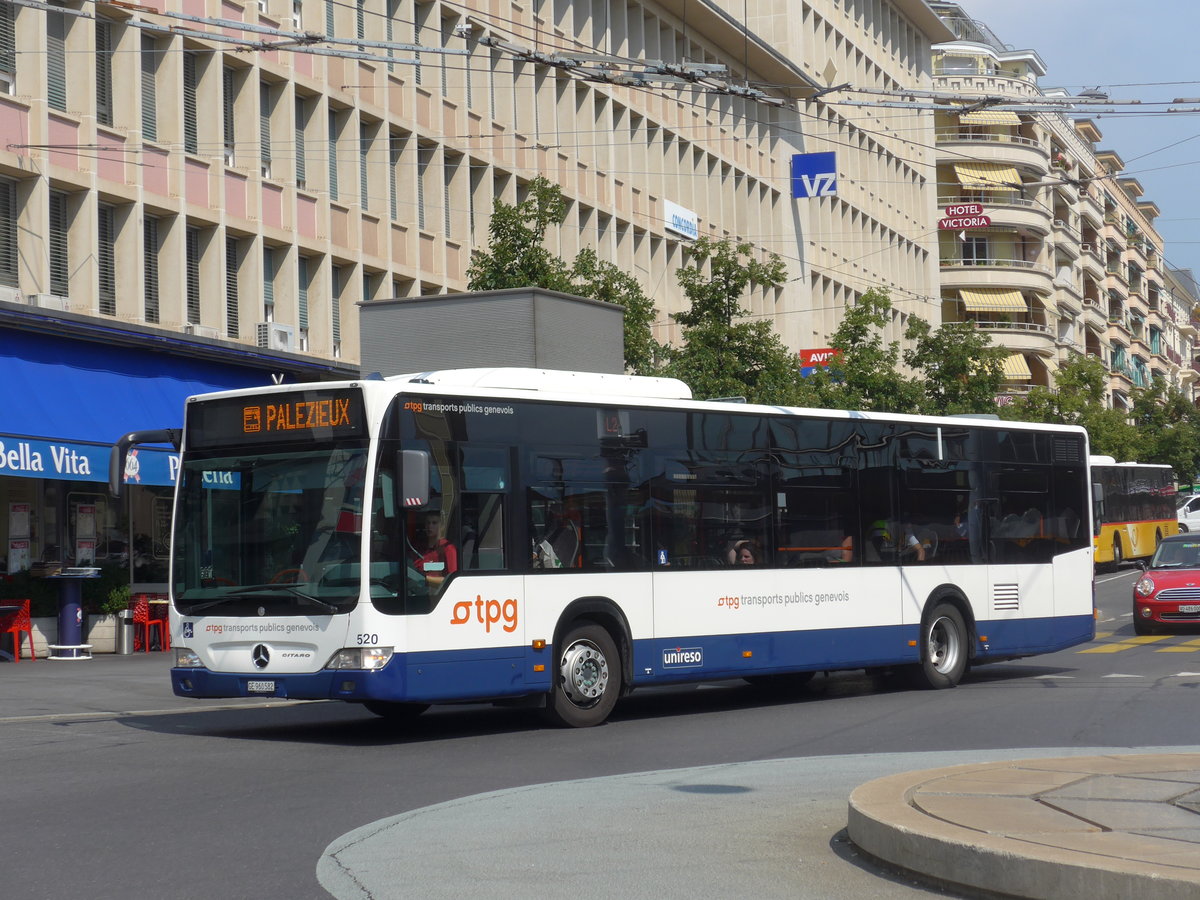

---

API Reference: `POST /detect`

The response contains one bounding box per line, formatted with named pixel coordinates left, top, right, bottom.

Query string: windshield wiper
left=183, top=584, right=341, bottom=614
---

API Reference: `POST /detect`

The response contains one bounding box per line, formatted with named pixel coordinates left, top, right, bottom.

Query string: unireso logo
left=662, top=647, right=703, bottom=668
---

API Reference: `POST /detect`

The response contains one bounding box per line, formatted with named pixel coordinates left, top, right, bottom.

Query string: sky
left=956, top=1, right=1200, bottom=282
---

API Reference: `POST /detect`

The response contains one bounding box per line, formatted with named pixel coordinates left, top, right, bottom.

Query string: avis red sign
left=800, top=348, right=841, bottom=368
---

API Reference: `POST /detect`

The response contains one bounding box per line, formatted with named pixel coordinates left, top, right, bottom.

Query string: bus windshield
left=172, top=445, right=368, bottom=616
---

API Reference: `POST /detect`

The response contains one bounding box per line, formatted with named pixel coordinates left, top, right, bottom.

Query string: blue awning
left=0, top=330, right=278, bottom=485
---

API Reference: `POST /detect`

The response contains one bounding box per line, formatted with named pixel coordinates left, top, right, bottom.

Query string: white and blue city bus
left=111, top=368, right=1095, bottom=727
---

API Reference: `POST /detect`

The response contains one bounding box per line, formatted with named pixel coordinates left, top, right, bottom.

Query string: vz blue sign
left=791, top=151, right=838, bottom=198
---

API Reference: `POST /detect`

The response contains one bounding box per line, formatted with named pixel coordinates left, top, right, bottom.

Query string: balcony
left=936, top=129, right=1048, bottom=172
left=939, top=257, right=1055, bottom=295
left=973, top=319, right=1057, bottom=355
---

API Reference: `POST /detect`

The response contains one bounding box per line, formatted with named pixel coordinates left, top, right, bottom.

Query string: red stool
left=131, top=595, right=170, bottom=652
left=0, top=599, right=35, bottom=661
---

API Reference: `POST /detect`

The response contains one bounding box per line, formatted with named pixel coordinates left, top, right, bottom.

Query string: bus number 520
left=356, top=633, right=378, bottom=645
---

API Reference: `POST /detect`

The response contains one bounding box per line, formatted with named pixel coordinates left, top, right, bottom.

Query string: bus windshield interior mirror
left=401, top=449, right=431, bottom=508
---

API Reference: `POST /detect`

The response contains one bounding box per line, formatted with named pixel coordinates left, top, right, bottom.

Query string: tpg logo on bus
left=662, top=647, right=704, bottom=668
left=791, top=151, right=838, bottom=198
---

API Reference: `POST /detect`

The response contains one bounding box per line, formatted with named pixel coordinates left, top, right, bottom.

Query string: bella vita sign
left=0, top=434, right=179, bottom=485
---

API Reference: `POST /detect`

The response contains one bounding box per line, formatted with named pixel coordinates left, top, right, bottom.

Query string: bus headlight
left=175, top=648, right=204, bottom=668
left=1134, top=577, right=1156, bottom=598
left=325, top=647, right=394, bottom=670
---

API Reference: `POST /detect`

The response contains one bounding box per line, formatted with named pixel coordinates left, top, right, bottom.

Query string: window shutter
left=297, top=256, right=309, bottom=330
left=183, top=52, right=198, bottom=154
left=47, top=11, right=67, bottom=112
left=225, top=236, right=240, bottom=338
left=260, top=82, right=272, bottom=175
left=263, top=245, right=275, bottom=315
left=331, top=266, right=342, bottom=343
left=223, top=66, right=236, bottom=163
left=327, top=110, right=339, bottom=201
left=225, top=237, right=240, bottom=338
left=389, top=134, right=400, bottom=221
left=185, top=227, right=200, bottom=324
left=0, top=179, right=16, bottom=287
left=141, top=37, right=157, bottom=141
left=359, top=124, right=369, bottom=210
left=143, top=217, right=160, bottom=323
left=95, top=20, right=112, bottom=126
left=294, top=96, right=307, bottom=187
left=98, top=204, right=116, bottom=315
left=48, top=191, right=69, bottom=296
left=0, top=3, right=16, bottom=83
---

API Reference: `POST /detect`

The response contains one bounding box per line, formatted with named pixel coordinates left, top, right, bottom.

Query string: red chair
left=0, top=599, right=36, bottom=662
left=131, top=595, right=170, bottom=652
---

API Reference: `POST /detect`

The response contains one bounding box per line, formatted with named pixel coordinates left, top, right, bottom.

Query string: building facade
left=930, top=2, right=1198, bottom=406
left=0, top=0, right=953, bottom=363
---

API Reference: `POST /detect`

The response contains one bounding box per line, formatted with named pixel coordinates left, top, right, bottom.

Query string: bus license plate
left=247, top=680, right=276, bottom=694
left=1178, top=605, right=1200, bottom=614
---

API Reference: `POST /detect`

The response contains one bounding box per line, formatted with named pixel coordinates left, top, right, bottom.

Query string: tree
left=1001, top=354, right=1139, bottom=461
left=569, top=248, right=662, bottom=375
left=658, top=237, right=803, bottom=403
left=903, top=318, right=1007, bottom=415
left=466, top=176, right=573, bottom=293
left=466, top=178, right=662, bottom=373
left=794, top=288, right=920, bottom=413
left=1130, top=379, right=1200, bottom=480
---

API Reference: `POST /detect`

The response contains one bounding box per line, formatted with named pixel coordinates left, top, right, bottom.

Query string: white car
left=1179, top=494, right=1200, bottom=533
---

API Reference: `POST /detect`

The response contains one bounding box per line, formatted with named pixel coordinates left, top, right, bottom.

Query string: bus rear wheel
left=544, top=623, right=621, bottom=728
left=362, top=700, right=429, bottom=721
left=1112, top=536, right=1123, bottom=568
left=914, top=603, right=967, bottom=689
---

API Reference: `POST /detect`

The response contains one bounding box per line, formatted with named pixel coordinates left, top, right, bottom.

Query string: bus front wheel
left=915, top=603, right=967, bottom=689
left=544, top=623, right=621, bottom=728
left=1112, top=536, right=1123, bottom=568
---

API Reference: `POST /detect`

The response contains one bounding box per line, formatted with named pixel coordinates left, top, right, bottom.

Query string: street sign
left=938, top=214, right=990, bottom=230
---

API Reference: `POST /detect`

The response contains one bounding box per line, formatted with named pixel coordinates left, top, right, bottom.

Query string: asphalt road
left=5, top=567, right=1200, bottom=899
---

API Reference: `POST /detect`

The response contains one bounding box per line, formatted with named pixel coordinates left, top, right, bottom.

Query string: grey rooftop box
left=358, top=288, right=625, bottom=377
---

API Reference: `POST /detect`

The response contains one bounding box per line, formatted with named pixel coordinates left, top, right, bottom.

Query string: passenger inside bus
left=730, top=539, right=761, bottom=565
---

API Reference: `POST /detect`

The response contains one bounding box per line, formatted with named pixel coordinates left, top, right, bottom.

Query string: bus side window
left=461, top=493, right=506, bottom=570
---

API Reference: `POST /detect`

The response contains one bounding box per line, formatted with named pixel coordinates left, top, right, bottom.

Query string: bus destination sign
left=188, top=389, right=367, bottom=449
left=243, top=397, right=354, bottom=434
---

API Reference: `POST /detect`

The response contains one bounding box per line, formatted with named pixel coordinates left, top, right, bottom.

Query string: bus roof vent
left=389, top=367, right=693, bottom=401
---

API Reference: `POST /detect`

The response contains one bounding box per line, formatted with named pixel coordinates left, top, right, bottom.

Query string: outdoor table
left=43, top=570, right=100, bottom=660
left=0, top=604, right=19, bottom=661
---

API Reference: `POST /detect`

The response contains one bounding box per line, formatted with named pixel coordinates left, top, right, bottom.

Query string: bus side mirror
left=110, top=429, right=182, bottom=499
left=400, top=449, right=431, bottom=508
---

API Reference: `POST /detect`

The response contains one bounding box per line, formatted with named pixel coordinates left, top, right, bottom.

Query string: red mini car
left=1132, top=534, right=1200, bottom=635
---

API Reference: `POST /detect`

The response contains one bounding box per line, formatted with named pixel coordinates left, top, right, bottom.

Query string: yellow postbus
left=1090, top=456, right=1178, bottom=567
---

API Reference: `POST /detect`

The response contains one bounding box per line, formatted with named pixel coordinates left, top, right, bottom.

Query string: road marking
left=1096, top=570, right=1138, bottom=584
left=1035, top=674, right=1074, bottom=680
left=1156, top=638, right=1200, bottom=653
left=1101, top=673, right=1143, bottom=678
left=1079, top=635, right=1169, bottom=653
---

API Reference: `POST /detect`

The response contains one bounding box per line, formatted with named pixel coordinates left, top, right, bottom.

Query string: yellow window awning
left=953, top=162, right=1021, bottom=191
left=1002, top=353, right=1032, bottom=381
left=959, top=289, right=1027, bottom=313
left=1033, top=294, right=1057, bottom=312
left=958, top=109, right=1021, bottom=126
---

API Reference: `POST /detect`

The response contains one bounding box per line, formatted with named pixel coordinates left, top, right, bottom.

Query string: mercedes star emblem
left=252, top=644, right=270, bottom=669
